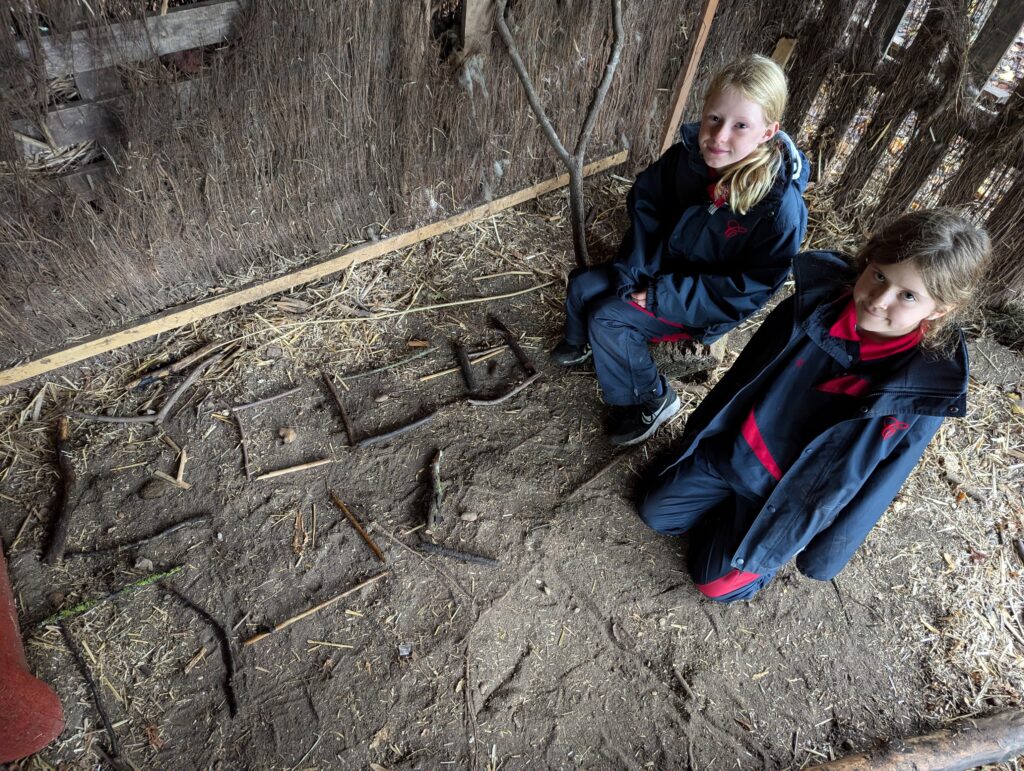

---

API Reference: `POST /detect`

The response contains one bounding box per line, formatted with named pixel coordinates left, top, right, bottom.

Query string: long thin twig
left=490, top=315, right=536, bottom=375
left=65, top=514, right=213, bottom=558
left=255, top=458, right=332, bottom=480
left=418, top=542, right=501, bottom=567
left=467, top=373, right=543, bottom=406
left=419, top=346, right=504, bottom=382
left=453, top=342, right=478, bottom=394
left=71, top=353, right=223, bottom=425
left=329, top=491, right=386, bottom=562
left=243, top=571, right=388, bottom=647
left=128, top=340, right=230, bottom=390
left=163, top=585, right=238, bottom=717
left=43, top=415, right=76, bottom=564
left=235, top=413, right=253, bottom=479
left=321, top=370, right=356, bottom=445
left=59, top=622, right=122, bottom=758
left=339, top=348, right=435, bottom=381
left=427, top=449, right=444, bottom=530
left=226, top=385, right=302, bottom=414
left=38, top=566, right=183, bottom=627
left=355, top=412, right=436, bottom=448
left=370, top=523, right=473, bottom=600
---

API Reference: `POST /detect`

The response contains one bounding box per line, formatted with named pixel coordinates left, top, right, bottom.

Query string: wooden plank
left=659, top=0, right=720, bottom=155
left=13, top=0, right=241, bottom=79
left=0, top=150, right=628, bottom=390
left=771, top=36, right=797, bottom=68
left=12, top=79, right=199, bottom=153
left=461, top=0, right=496, bottom=55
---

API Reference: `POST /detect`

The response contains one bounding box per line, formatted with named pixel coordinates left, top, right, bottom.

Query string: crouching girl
left=638, top=209, right=990, bottom=602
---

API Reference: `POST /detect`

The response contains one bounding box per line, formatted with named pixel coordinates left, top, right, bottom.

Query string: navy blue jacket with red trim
left=663, top=251, right=968, bottom=580
left=613, top=122, right=810, bottom=342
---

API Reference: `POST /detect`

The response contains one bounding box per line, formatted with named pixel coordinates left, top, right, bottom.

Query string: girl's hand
left=630, top=289, right=648, bottom=309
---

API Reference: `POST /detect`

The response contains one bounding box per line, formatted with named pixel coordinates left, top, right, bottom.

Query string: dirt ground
left=2, top=176, right=1024, bottom=770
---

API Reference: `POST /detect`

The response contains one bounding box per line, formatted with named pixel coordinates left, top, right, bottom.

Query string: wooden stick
left=453, top=342, right=478, bottom=394
left=127, top=340, right=230, bottom=390
left=419, top=346, right=504, bottom=382
left=659, top=0, right=720, bottom=155
left=226, top=385, right=302, bottom=414
left=355, top=413, right=436, bottom=448
left=65, top=513, right=212, bottom=558
left=235, top=413, right=252, bottom=479
left=38, top=566, right=183, bottom=627
left=153, top=470, right=192, bottom=490
left=0, top=152, right=626, bottom=390
left=242, top=571, right=388, bottom=647
left=427, top=449, right=443, bottom=530
left=809, top=710, right=1024, bottom=769
left=321, top=370, right=356, bottom=446
left=418, top=542, right=501, bottom=567
left=329, top=491, right=386, bottom=562
left=254, top=458, right=332, bottom=480
left=339, top=348, right=434, bottom=381
left=43, top=416, right=76, bottom=564
left=467, top=373, right=542, bottom=406
left=70, top=352, right=222, bottom=426
left=490, top=315, right=536, bottom=375
left=59, top=622, right=123, bottom=758
left=163, top=585, right=238, bottom=717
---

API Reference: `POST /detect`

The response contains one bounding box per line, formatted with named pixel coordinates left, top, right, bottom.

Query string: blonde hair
left=854, top=209, right=992, bottom=349
left=704, top=54, right=788, bottom=214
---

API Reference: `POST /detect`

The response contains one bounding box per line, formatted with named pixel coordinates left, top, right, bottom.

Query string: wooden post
left=461, top=0, right=496, bottom=56
left=771, top=36, right=797, bottom=68
left=659, top=0, right=720, bottom=155
left=809, top=711, right=1024, bottom=770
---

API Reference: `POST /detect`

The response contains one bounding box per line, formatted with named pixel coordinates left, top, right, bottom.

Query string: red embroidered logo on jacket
left=724, top=220, right=747, bottom=239
left=881, top=417, right=910, bottom=439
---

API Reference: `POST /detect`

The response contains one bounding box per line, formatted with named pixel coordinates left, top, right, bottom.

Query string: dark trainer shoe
left=607, top=382, right=681, bottom=446
left=551, top=340, right=592, bottom=366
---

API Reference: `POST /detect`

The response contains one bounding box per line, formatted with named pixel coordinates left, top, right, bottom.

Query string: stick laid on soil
left=321, top=370, right=356, bottom=445
left=71, top=352, right=223, bottom=426
left=163, top=586, right=238, bottom=717
left=254, top=458, right=332, bottom=480
left=38, top=565, right=184, bottom=627
left=242, top=571, right=388, bottom=647
left=419, top=346, right=504, bottom=382
left=340, top=348, right=434, bottom=381
left=454, top=342, right=478, bottom=394
left=355, top=412, right=436, bottom=448
left=427, top=449, right=444, bottom=530
left=467, top=372, right=543, bottom=406
left=227, top=385, right=302, bottom=414
left=809, top=709, right=1024, bottom=769
left=128, top=340, right=230, bottom=390
left=59, top=621, right=123, bottom=760
left=490, top=315, right=536, bottom=375
left=418, top=542, right=501, bottom=567
left=65, top=514, right=213, bottom=558
left=43, top=416, right=76, bottom=564
left=235, top=413, right=253, bottom=479
left=329, top=491, right=386, bottom=563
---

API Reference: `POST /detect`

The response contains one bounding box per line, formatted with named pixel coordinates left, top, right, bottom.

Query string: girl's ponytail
left=704, top=54, right=788, bottom=215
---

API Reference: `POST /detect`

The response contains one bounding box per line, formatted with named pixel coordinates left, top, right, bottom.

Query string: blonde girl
left=552, top=54, right=809, bottom=446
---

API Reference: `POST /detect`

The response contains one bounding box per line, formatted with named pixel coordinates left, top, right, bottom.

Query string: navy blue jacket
left=613, top=122, right=810, bottom=342
left=663, top=251, right=968, bottom=580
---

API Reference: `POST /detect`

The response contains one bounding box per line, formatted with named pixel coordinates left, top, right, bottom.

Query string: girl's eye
left=735, top=122, right=748, bottom=130
left=707, top=115, right=720, bottom=123
left=901, top=291, right=916, bottom=302
left=873, top=270, right=886, bottom=282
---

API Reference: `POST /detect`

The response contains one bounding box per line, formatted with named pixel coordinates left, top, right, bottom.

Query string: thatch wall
left=0, top=0, right=697, bottom=367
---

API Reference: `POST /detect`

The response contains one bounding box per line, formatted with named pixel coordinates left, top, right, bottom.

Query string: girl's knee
left=637, top=488, right=675, bottom=533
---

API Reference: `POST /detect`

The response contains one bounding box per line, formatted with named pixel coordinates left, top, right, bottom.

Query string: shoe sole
left=609, top=391, right=682, bottom=446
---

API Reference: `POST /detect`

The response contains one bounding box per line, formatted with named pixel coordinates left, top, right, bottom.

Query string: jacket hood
left=679, top=122, right=810, bottom=204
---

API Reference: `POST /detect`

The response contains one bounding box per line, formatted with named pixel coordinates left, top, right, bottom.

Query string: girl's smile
left=853, top=260, right=949, bottom=338
left=698, top=87, right=779, bottom=169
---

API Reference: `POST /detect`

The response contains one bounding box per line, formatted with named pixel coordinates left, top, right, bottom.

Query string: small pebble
left=135, top=557, right=154, bottom=572
left=460, top=512, right=479, bottom=522
left=265, top=345, right=284, bottom=359
left=278, top=426, right=298, bottom=444
left=374, top=394, right=390, bottom=404
left=398, top=643, right=413, bottom=658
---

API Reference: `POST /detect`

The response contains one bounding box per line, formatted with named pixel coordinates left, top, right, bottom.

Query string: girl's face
left=853, top=260, right=949, bottom=339
left=698, top=87, right=779, bottom=169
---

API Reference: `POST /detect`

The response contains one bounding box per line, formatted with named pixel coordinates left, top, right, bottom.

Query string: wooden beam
left=771, top=36, right=797, bottom=68
left=13, top=0, right=241, bottom=79
left=0, top=150, right=628, bottom=390
left=461, top=0, right=496, bottom=56
left=659, top=0, right=720, bottom=155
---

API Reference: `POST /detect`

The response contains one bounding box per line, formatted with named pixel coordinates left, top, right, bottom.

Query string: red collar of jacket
left=829, top=299, right=923, bottom=360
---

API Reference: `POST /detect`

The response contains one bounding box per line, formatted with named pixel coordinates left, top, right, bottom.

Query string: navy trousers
left=564, top=265, right=693, bottom=406
left=639, top=451, right=776, bottom=603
